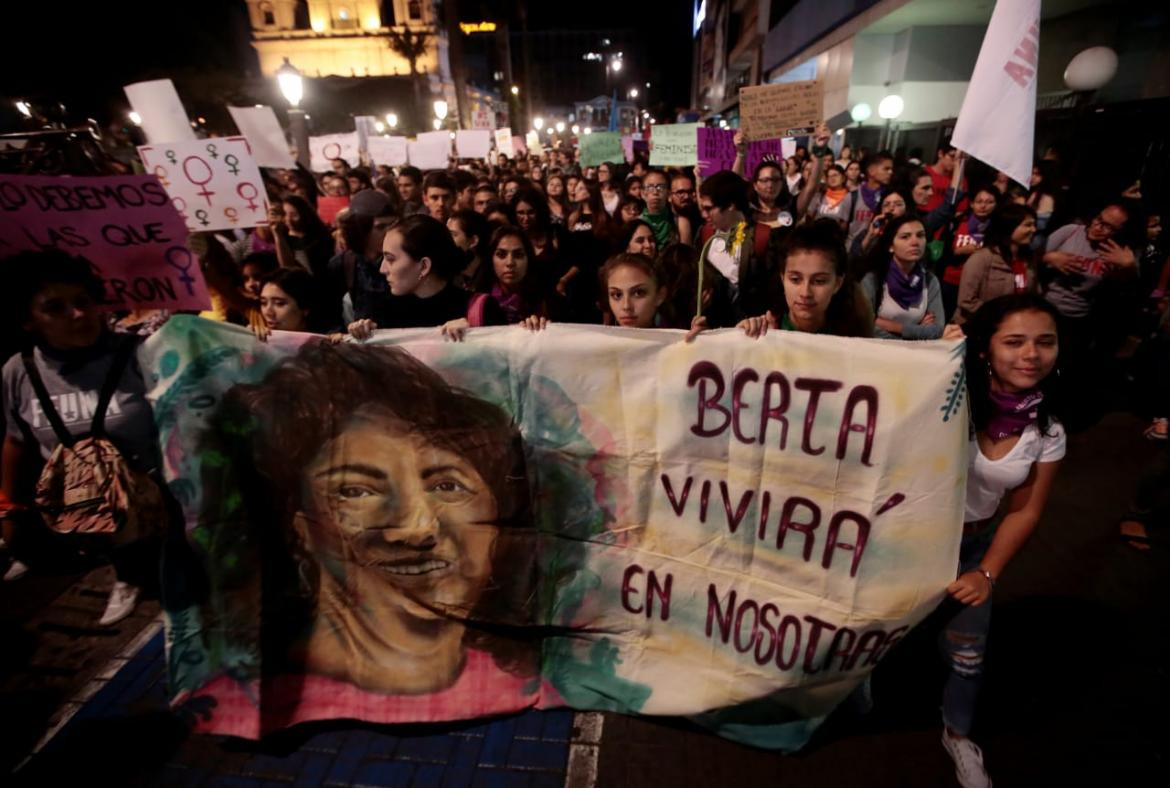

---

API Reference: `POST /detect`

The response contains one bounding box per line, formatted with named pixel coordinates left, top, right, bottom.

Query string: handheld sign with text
left=227, top=106, right=295, bottom=169
left=495, top=128, right=515, bottom=158
left=367, top=136, right=408, bottom=168
left=139, top=138, right=269, bottom=234
left=0, top=174, right=211, bottom=311
left=580, top=131, right=623, bottom=168
left=309, top=133, right=360, bottom=172
left=650, top=123, right=700, bottom=167
left=739, top=80, right=822, bottom=141
left=124, top=79, right=196, bottom=144
left=697, top=127, right=737, bottom=176
left=745, top=138, right=792, bottom=180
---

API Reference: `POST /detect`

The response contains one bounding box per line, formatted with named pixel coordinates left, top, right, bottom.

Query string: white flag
left=951, top=0, right=1040, bottom=187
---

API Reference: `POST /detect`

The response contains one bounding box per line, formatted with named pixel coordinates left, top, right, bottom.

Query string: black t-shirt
left=379, top=283, right=506, bottom=329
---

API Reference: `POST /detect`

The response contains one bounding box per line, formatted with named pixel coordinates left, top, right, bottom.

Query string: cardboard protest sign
left=495, top=128, right=515, bottom=158
left=227, top=106, right=295, bottom=169
left=309, top=133, right=360, bottom=172
left=739, top=79, right=822, bottom=141
left=149, top=317, right=965, bottom=748
left=697, top=127, right=737, bottom=176
left=124, top=79, right=196, bottom=144
left=455, top=129, right=492, bottom=160
left=367, top=136, right=408, bottom=168
left=525, top=130, right=544, bottom=156
left=0, top=175, right=210, bottom=310
left=580, top=131, right=623, bottom=167
left=408, top=131, right=451, bottom=171
left=512, top=135, right=527, bottom=157
left=649, top=123, right=700, bottom=166
left=138, top=138, right=268, bottom=234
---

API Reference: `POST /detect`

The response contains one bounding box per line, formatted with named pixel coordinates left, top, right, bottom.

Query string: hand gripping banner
left=145, top=316, right=967, bottom=748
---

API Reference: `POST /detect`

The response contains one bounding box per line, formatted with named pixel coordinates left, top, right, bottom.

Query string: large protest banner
left=0, top=175, right=210, bottom=310
left=149, top=317, right=966, bottom=748
left=138, top=138, right=268, bottom=233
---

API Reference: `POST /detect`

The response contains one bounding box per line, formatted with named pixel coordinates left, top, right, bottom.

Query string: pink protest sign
left=0, top=174, right=210, bottom=311
left=697, top=128, right=737, bottom=177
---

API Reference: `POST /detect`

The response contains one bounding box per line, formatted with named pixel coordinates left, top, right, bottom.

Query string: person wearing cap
left=327, top=189, right=401, bottom=327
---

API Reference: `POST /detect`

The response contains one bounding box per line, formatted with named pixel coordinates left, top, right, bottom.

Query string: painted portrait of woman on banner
left=181, top=341, right=541, bottom=734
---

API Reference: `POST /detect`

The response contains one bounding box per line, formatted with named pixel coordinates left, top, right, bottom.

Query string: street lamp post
left=877, top=95, right=904, bottom=151
left=277, top=58, right=310, bottom=170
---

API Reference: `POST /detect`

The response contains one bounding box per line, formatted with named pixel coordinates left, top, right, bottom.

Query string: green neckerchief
left=781, top=312, right=826, bottom=334
left=641, top=207, right=675, bottom=248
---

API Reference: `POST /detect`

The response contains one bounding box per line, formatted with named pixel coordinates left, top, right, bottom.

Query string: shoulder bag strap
left=91, top=337, right=137, bottom=438
left=21, top=350, right=75, bottom=448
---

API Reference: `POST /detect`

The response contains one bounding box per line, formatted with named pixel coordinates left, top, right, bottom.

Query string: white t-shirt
left=877, top=282, right=928, bottom=325
left=964, top=421, right=1066, bottom=522
left=706, top=237, right=741, bottom=285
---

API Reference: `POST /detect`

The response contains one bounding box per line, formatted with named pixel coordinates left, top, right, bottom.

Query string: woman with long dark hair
left=473, top=225, right=549, bottom=324
left=689, top=219, right=872, bottom=339
left=954, top=204, right=1038, bottom=324
left=859, top=215, right=945, bottom=340
left=937, top=294, right=1066, bottom=788
left=347, top=214, right=505, bottom=340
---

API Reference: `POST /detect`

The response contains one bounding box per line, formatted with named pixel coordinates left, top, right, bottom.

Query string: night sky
left=2, top=0, right=693, bottom=129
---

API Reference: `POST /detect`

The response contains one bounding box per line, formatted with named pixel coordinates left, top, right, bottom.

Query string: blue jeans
left=940, top=528, right=994, bottom=736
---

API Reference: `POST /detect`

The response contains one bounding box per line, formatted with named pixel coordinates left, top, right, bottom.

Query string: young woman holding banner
left=937, top=294, right=1066, bottom=788
left=687, top=219, right=872, bottom=340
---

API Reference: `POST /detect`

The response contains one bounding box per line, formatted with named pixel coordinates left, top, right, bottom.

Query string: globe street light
left=511, top=85, right=520, bottom=95
left=533, top=116, right=544, bottom=131
left=628, top=87, right=638, bottom=99
left=555, top=121, right=565, bottom=133
left=276, top=58, right=304, bottom=107
left=877, top=95, right=904, bottom=120
left=276, top=58, right=309, bottom=169
left=850, top=102, right=872, bottom=123
left=385, top=112, right=398, bottom=128
left=434, top=99, right=449, bottom=121
left=571, top=124, right=580, bottom=135
left=610, top=58, right=623, bottom=73
left=877, top=95, right=904, bottom=151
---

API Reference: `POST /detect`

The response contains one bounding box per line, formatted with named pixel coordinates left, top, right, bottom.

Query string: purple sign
left=696, top=130, right=793, bottom=179
left=697, top=128, right=737, bottom=177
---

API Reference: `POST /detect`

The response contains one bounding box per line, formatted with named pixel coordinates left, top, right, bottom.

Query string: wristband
left=975, top=566, right=995, bottom=590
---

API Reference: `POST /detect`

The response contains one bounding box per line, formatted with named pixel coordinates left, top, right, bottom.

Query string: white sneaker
left=99, top=582, right=139, bottom=626
left=942, top=731, right=992, bottom=788
left=3, top=559, right=29, bottom=582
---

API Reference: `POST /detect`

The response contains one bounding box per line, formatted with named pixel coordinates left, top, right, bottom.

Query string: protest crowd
left=1, top=87, right=1168, bottom=788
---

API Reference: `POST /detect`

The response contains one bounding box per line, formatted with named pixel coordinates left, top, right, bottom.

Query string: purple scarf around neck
left=859, top=182, right=882, bottom=211
left=491, top=283, right=526, bottom=324
left=885, top=260, right=925, bottom=310
left=986, top=388, right=1044, bottom=440
left=967, top=213, right=991, bottom=243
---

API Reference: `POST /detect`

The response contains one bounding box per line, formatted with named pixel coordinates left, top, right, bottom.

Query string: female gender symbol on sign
left=194, top=209, right=210, bottom=227
left=205, top=143, right=219, bottom=159
left=224, top=207, right=239, bottom=224
left=223, top=154, right=240, bottom=175
left=323, top=142, right=343, bottom=161
left=171, top=196, right=188, bottom=222
left=164, top=246, right=198, bottom=295
left=236, top=182, right=260, bottom=212
left=182, top=156, right=216, bottom=205
left=153, top=165, right=170, bottom=188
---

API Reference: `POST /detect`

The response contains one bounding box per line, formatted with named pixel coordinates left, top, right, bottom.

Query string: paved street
left=3, top=411, right=1167, bottom=787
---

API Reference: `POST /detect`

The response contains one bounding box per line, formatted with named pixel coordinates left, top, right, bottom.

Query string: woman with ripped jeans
left=939, top=294, right=1067, bottom=787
